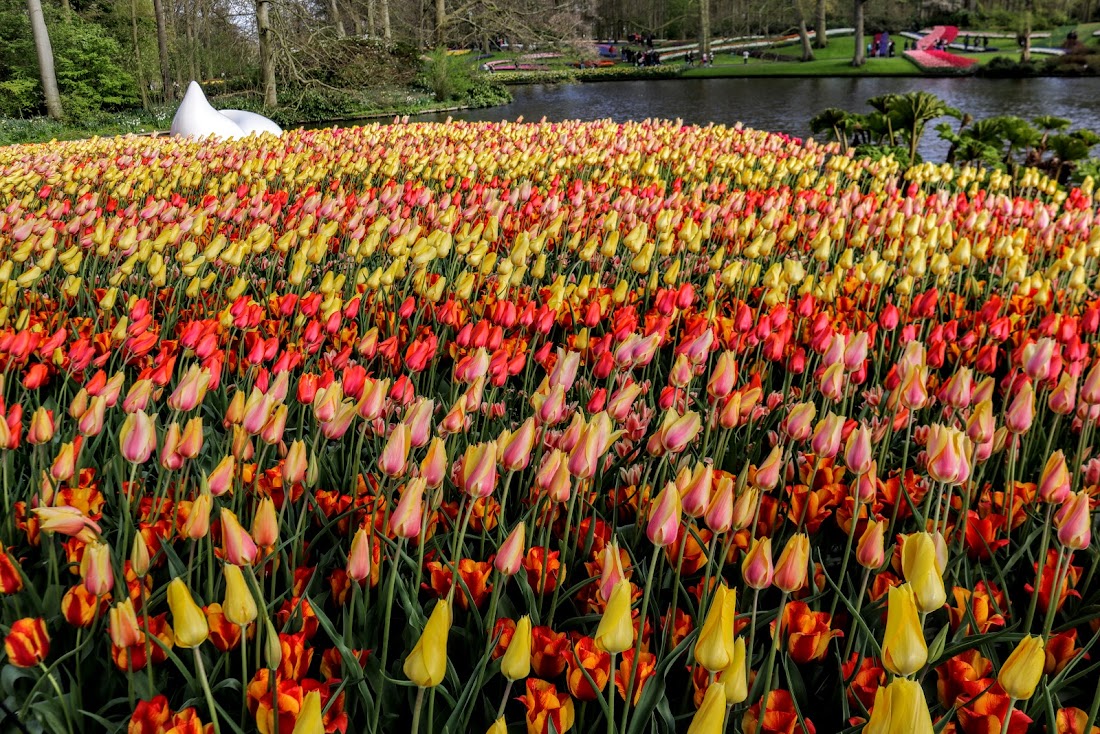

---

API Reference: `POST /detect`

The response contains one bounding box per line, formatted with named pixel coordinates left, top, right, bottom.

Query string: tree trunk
left=699, top=0, right=710, bottom=56
left=1021, top=2, right=1032, bottom=62
left=152, top=0, right=172, bottom=100
left=256, top=0, right=277, bottom=107
left=798, top=16, right=815, bottom=61
left=328, top=0, right=347, bottom=36
left=59, top=0, right=71, bottom=21
left=366, top=0, right=376, bottom=36
left=814, top=0, right=827, bottom=47
left=435, top=0, right=446, bottom=46
left=26, top=0, right=63, bottom=119
left=381, top=0, right=391, bottom=41
left=130, top=0, right=150, bottom=109
left=853, top=0, right=866, bottom=66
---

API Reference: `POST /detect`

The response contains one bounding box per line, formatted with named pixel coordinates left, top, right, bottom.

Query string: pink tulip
left=403, top=398, right=434, bottom=447
left=1049, top=373, right=1077, bottom=416
left=782, top=402, right=816, bottom=442
left=742, top=537, right=773, bottom=589
left=844, top=424, right=873, bottom=476
left=774, top=533, right=810, bottom=593
left=252, top=497, right=279, bottom=548
left=752, top=445, right=784, bottom=492
left=120, top=410, right=157, bottom=464
left=646, top=481, right=682, bottom=547
left=501, top=417, right=537, bottom=472
left=221, top=509, right=258, bottom=565
left=1038, top=451, right=1071, bottom=504
left=659, top=410, right=702, bottom=453
left=680, top=463, right=713, bottom=518
left=378, top=424, right=412, bottom=478
left=80, top=541, right=114, bottom=597
left=1004, top=382, right=1035, bottom=434
left=706, top=351, right=737, bottom=400
left=461, top=441, right=498, bottom=498
left=1055, top=492, right=1092, bottom=550
left=419, top=437, right=447, bottom=488
left=390, top=477, right=425, bottom=539
left=811, top=413, right=845, bottom=458
left=704, top=474, right=734, bottom=533
left=495, top=523, right=526, bottom=577
left=925, top=424, right=971, bottom=485
left=347, top=527, right=372, bottom=582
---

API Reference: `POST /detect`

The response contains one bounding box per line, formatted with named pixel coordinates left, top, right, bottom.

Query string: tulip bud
left=283, top=440, right=308, bottom=485
left=501, top=417, right=537, bottom=472
left=594, top=580, right=633, bottom=653
left=378, top=423, right=412, bottom=478
left=774, top=533, right=810, bottom=593
left=1055, top=491, right=1092, bottom=550
left=864, top=677, right=934, bottom=734
left=844, top=424, right=873, bottom=476
left=1048, top=373, right=1077, bottom=416
left=252, top=497, right=279, bottom=548
left=347, top=527, right=372, bottom=582
left=752, top=445, right=784, bottom=492
left=686, top=683, right=726, bottom=734
left=742, top=537, right=774, bottom=590
left=420, top=436, right=448, bottom=488
left=263, top=618, right=281, bottom=669
left=119, top=410, right=157, bottom=464
left=404, top=599, right=452, bottom=687
left=997, top=635, right=1045, bottom=700
left=495, top=524, right=526, bottom=577
left=80, top=541, right=114, bottom=597
left=390, top=478, right=425, bottom=539
left=28, top=407, right=55, bottom=445
left=882, top=584, right=927, bottom=677
left=109, top=599, right=143, bottom=648
left=925, top=425, right=971, bottom=485
left=223, top=564, right=258, bottom=627
left=221, top=509, right=258, bottom=565
left=646, top=481, right=682, bottom=547
left=704, top=474, right=734, bottom=533
left=681, top=463, right=713, bottom=518
left=130, top=535, right=151, bottom=578
left=1004, top=382, right=1034, bottom=434
left=501, top=615, right=532, bottom=681
left=1038, top=451, right=1071, bottom=504
left=486, top=719, right=507, bottom=734
left=695, top=585, right=737, bottom=672
left=461, top=440, right=498, bottom=498
left=811, top=413, right=845, bottom=458
left=855, top=461, right=878, bottom=503
left=900, top=533, right=946, bottom=613
left=720, top=637, right=748, bottom=704
left=205, top=455, right=235, bottom=497
left=966, top=399, right=995, bottom=445
left=783, top=402, right=816, bottom=442
left=167, top=578, right=209, bottom=648
left=292, top=690, right=324, bottom=734
left=857, top=519, right=885, bottom=569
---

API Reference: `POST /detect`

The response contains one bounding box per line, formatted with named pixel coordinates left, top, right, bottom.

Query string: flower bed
left=0, top=120, right=1098, bottom=734
left=905, top=49, right=979, bottom=74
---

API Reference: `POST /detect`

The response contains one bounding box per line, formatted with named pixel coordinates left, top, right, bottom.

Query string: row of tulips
left=0, top=118, right=1098, bottom=734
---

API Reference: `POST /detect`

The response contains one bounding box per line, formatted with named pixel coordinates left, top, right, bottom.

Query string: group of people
left=623, top=47, right=662, bottom=65
left=684, top=50, right=713, bottom=67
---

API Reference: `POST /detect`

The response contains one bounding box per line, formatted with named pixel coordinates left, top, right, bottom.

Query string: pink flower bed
left=905, top=49, right=977, bottom=71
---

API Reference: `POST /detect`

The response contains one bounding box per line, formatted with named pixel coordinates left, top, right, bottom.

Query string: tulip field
left=1, top=119, right=1099, bottom=734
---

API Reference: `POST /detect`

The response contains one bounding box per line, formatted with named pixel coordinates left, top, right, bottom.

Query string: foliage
left=0, top=2, right=137, bottom=118
left=418, top=47, right=478, bottom=102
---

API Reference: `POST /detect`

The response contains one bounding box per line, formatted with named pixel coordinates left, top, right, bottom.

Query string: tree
left=25, top=0, right=62, bottom=119
left=795, top=0, right=814, bottom=61
left=256, top=0, right=276, bottom=106
left=151, top=0, right=171, bottom=99
left=699, top=0, right=711, bottom=58
left=814, top=0, right=827, bottom=48
left=852, top=0, right=867, bottom=66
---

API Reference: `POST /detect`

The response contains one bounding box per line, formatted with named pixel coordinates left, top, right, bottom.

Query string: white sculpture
left=220, top=109, right=283, bottom=137
left=169, top=81, right=282, bottom=139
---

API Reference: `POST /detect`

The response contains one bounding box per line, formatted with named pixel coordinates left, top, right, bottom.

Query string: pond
left=389, top=76, right=1100, bottom=162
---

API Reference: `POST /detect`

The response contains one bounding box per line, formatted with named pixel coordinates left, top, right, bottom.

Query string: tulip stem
left=193, top=648, right=222, bottom=734
left=607, top=651, right=617, bottom=734
left=620, top=545, right=661, bottom=732
left=411, top=687, right=425, bottom=734
left=887, top=419, right=914, bottom=540
left=1084, top=663, right=1100, bottom=734
left=842, top=568, right=872, bottom=660
left=38, top=664, right=73, bottom=734
left=999, top=697, right=1017, bottom=734
left=1023, top=504, right=1055, bottom=633
left=240, top=628, right=248, bottom=724
left=375, top=537, right=406, bottom=730
left=828, top=497, right=861, bottom=621
left=1040, top=547, right=1069, bottom=641
left=496, top=679, right=513, bottom=721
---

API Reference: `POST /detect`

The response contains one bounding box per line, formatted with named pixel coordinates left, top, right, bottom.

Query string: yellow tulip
left=720, top=637, right=747, bottom=704
left=501, top=615, right=532, bottom=681
left=291, top=690, right=324, bottom=734
left=882, top=584, right=927, bottom=677
left=594, top=579, right=634, bottom=654
left=686, top=683, right=726, bottom=734
left=404, top=599, right=452, bottom=687
left=167, top=578, right=209, bottom=649
left=485, top=718, right=507, bottom=734
left=694, top=585, right=736, bottom=672
left=997, top=635, right=1045, bottom=700
left=864, top=678, right=934, bottom=734
left=900, top=533, right=946, bottom=613
left=222, top=564, right=257, bottom=627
